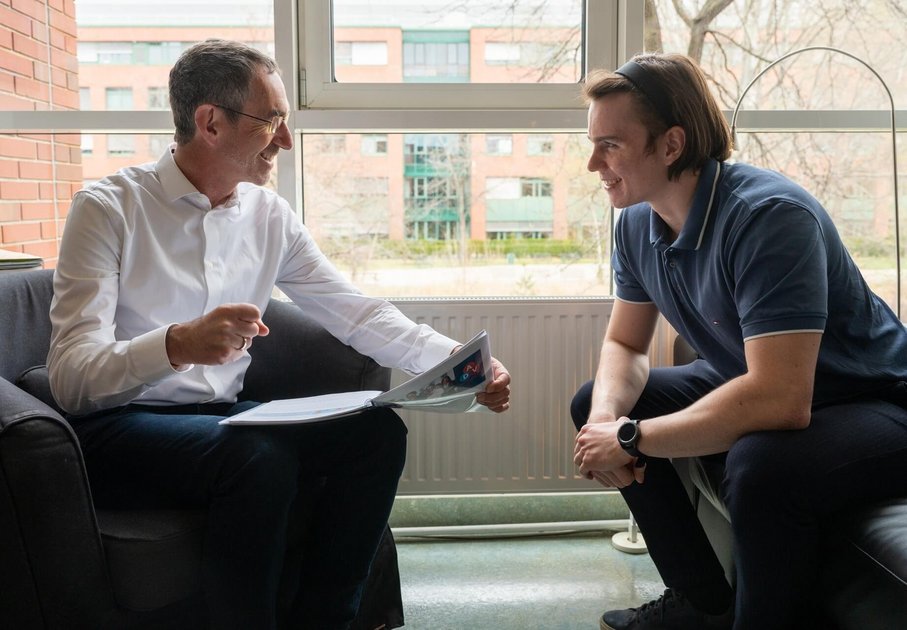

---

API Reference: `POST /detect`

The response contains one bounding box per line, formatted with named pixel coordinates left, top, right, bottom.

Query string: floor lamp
left=730, top=46, right=901, bottom=318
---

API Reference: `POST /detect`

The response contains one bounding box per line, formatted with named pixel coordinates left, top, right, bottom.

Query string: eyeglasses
left=214, top=104, right=287, bottom=134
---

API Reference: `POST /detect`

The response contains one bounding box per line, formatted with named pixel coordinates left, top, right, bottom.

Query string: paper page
left=371, top=330, right=493, bottom=413
left=220, top=390, right=382, bottom=425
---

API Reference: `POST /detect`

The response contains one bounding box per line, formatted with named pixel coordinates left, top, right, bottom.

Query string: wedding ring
left=241, top=336, right=251, bottom=350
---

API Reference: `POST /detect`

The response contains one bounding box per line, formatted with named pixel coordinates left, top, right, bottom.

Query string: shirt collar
left=649, top=158, right=721, bottom=251
left=156, top=144, right=240, bottom=211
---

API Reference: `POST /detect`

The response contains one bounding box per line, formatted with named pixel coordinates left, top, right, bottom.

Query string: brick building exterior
left=0, top=0, right=82, bottom=267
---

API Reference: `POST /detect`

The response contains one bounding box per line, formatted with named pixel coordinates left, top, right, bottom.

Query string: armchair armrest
left=0, top=377, right=117, bottom=628
left=242, top=299, right=391, bottom=402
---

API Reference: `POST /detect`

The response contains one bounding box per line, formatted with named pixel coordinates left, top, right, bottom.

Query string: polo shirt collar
left=649, top=158, right=722, bottom=251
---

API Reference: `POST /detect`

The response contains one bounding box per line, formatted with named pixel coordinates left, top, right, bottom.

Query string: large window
left=1, top=0, right=904, bottom=309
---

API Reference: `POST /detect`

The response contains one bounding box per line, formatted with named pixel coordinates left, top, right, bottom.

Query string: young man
left=570, top=52, right=907, bottom=629
left=48, top=39, right=511, bottom=630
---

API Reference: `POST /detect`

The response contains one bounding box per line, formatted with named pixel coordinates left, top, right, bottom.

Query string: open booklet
left=220, top=330, right=493, bottom=425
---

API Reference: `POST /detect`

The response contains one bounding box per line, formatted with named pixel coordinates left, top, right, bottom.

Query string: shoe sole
left=599, top=618, right=618, bottom=630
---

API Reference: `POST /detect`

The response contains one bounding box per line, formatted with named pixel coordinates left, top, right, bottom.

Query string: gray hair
left=169, top=39, right=279, bottom=145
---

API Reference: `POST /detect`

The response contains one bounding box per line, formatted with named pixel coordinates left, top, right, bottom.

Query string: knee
left=362, top=408, right=408, bottom=475
left=570, top=381, right=594, bottom=431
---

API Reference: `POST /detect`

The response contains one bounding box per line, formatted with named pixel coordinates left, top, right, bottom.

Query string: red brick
left=38, top=181, right=53, bottom=198
left=53, top=141, right=71, bottom=160
left=0, top=135, right=37, bottom=159
left=1, top=180, right=40, bottom=199
left=10, top=0, right=43, bottom=21
left=0, top=158, right=17, bottom=177
left=12, top=31, right=47, bottom=60
left=51, top=66, right=67, bottom=87
left=19, top=132, right=50, bottom=142
left=56, top=201, right=70, bottom=215
left=0, top=92, right=32, bottom=109
left=69, top=182, right=79, bottom=197
left=0, top=48, right=33, bottom=76
left=49, top=26, right=65, bottom=50
left=64, top=33, right=75, bottom=55
left=18, top=160, right=52, bottom=179
left=0, top=202, right=22, bottom=222
left=55, top=182, right=70, bottom=198
left=14, top=75, right=49, bottom=101
left=40, top=219, right=58, bottom=238
left=0, top=6, right=31, bottom=36
left=55, top=162, right=81, bottom=181
left=29, top=17, right=46, bottom=42
left=50, top=46, right=76, bottom=72
left=22, top=202, right=55, bottom=220
left=48, top=0, right=63, bottom=11
left=32, top=60, right=49, bottom=82
left=0, top=58, right=12, bottom=88
left=49, top=11, right=77, bottom=37
left=52, top=85, right=78, bottom=109
left=23, top=239, right=58, bottom=260
left=35, top=141, right=51, bottom=160
left=56, top=133, right=79, bottom=147
left=0, top=25, right=12, bottom=48
left=2, top=221, right=41, bottom=243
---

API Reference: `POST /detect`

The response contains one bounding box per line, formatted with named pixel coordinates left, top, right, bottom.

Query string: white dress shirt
left=48, top=146, right=458, bottom=415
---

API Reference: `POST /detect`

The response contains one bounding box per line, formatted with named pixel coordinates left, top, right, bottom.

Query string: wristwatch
left=617, top=419, right=645, bottom=458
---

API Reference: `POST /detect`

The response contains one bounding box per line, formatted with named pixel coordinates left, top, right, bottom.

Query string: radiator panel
left=391, top=298, right=615, bottom=495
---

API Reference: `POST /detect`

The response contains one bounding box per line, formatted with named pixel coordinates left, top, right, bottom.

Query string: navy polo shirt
left=612, top=158, right=907, bottom=405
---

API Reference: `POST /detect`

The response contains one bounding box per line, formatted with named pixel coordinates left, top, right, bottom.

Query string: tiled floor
left=396, top=530, right=665, bottom=629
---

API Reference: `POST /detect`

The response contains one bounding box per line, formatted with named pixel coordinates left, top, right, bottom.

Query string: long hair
left=582, top=53, right=731, bottom=180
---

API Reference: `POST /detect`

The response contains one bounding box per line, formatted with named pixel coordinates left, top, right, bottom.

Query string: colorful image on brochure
left=404, top=349, right=485, bottom=401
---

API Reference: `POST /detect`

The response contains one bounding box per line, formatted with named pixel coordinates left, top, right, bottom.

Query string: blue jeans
left=70, top=402, right=407, bottom=630
left=571, top=360, right=907, bottom=629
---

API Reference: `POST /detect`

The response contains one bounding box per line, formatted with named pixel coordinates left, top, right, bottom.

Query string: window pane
left=735, top=130, right=902, bottom=314
left=74, top=0, right=275, bottom=112
left=332, top=0, right=584, bottom=84
left=301, top=132, right=613, bottom=298
left=646, top=1, right=907, bottom=107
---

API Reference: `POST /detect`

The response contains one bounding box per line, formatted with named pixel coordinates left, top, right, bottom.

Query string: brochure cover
left=220, top=330, right=492, bottom=425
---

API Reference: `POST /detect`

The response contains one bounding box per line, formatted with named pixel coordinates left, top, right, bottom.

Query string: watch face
left=617, top=420, right=638, bottom=446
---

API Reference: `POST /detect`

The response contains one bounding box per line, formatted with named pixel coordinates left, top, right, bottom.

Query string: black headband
left=614, top=60, right=677, bottom=127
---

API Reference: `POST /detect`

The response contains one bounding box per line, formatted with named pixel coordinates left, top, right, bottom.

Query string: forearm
left=637, top=372, right=813, bottom=458
left=588, top=338, right=649, bottom=423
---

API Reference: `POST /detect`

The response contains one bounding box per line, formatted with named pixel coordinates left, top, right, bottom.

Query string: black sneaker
left=599, top=588, right=734, bottom=630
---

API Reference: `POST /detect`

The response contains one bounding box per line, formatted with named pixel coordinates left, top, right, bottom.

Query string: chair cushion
left=96, top=509, right=207, bottom=611
left=15, top=365, right=63, bottom=415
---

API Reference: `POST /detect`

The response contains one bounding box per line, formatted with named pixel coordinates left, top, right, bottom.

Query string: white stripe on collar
left=694, top=161, right=722, bottom=251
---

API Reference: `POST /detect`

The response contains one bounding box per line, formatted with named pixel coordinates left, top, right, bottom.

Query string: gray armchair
left=0, top=269, right=403, bottom=629
left=671, top=336, right=907, bottom=629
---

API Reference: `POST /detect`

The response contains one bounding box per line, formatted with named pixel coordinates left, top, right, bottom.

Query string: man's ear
left=663, top=125, right=686, bottom=166
left=192, top=104, right=220, bottom=147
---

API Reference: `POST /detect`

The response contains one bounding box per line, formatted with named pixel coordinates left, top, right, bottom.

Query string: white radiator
left=389, top=298, right=611, bottom=494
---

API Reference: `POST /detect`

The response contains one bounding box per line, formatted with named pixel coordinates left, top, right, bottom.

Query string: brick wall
left=0, top=0, right=82, bottom=268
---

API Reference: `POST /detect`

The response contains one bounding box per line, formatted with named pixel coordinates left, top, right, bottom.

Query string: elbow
left=775, top=391, right=813, bottom=431
left=783, top=404, right=812, bottom=430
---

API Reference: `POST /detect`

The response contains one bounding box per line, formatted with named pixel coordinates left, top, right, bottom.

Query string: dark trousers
left=570, top=359, right=907, bottom=629
left=70, top=402, right=407, bottom=630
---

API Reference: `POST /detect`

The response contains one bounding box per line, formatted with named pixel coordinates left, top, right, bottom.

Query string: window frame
left=0, top=0, right=905, bottom=223
left=298, top=0, right=620, bottom=110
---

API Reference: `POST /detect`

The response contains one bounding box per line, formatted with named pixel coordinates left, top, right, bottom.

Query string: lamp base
left=611, top=530, right=648, bottom=554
